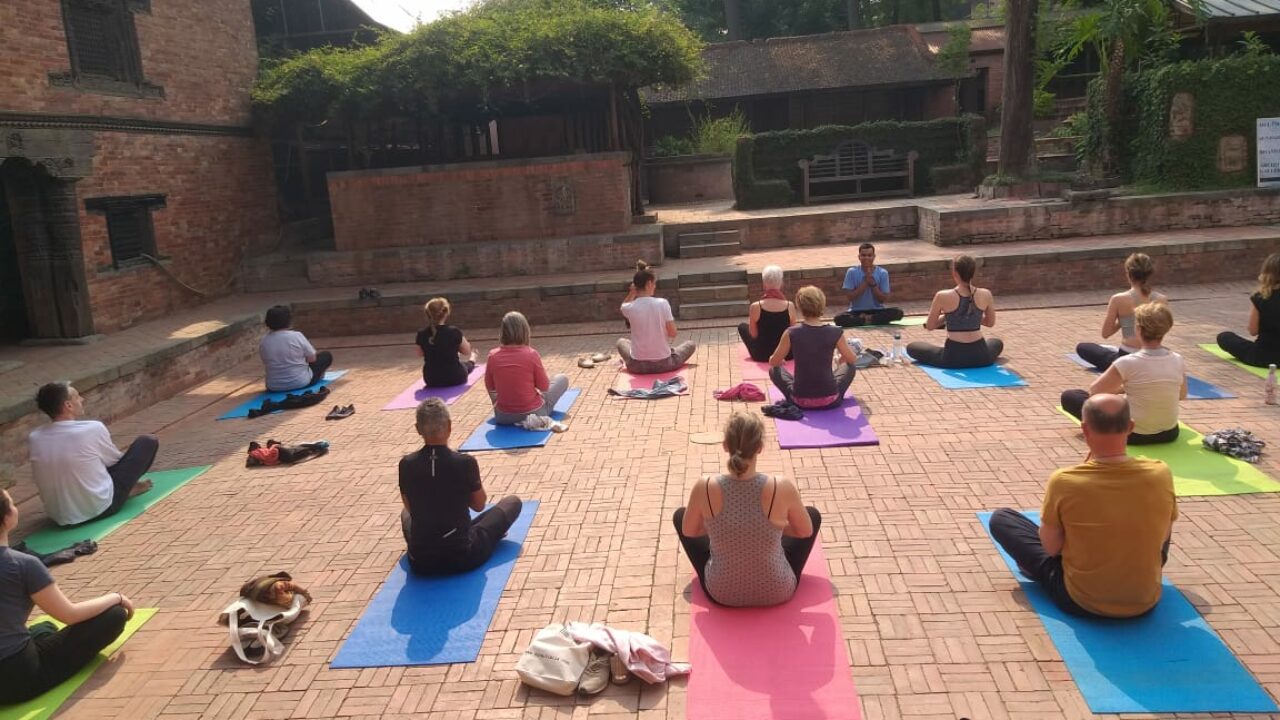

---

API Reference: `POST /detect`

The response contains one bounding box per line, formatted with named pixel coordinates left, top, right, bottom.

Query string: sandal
left=590, top=352, right=611, bottom=363
left=577, top=358, right=595, bottom=369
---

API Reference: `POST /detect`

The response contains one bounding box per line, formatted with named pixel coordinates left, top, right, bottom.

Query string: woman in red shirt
left=485, top=312, right=569, bottom=425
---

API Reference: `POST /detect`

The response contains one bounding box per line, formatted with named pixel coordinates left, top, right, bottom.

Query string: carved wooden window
left=55, top=0, right=161, bottom=96
left=85, top=195, right=165, bottom=268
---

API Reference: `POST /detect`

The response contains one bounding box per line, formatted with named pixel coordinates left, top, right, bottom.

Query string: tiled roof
left=646, top=25, right=961, bottom=104
left=1175, top=0, right=1280, bottom=18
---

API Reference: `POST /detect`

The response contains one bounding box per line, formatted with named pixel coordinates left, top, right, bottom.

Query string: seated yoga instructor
left=738, top=265, right=797, bottom=363
left=400, top=399, right=522, bottom=575
left=0, top=489, right=134, bottom=705
left=617, top=261, right=697, bottom=374
left=416, top=297, right=477, bottom=388
left=1216, top=252, right=1280, bottom=368
left=1076, top=253, right=1167, bottom=371
left=673, top=411, right=822, bottom=607
left=484, top=311, right=568, bottom=425
left=1061, top=302, right=1186, bottom=445
left=835, top=243, right=904, bottom=327
left=260, top=305, right=333, bottom=392
left=769, top=286, right=858, bottom=410
left=989, top=394, right=1176, bottom=618
left=907, top=254, right=1003, bottom=368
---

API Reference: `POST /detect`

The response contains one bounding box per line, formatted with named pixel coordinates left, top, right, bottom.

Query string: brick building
left=0, top=0, right=279, bottom=341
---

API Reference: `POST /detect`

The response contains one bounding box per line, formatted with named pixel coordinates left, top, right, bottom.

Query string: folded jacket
left=608, top=376, right=687, bottom=399
left=713, top=383, right=766, bottom=402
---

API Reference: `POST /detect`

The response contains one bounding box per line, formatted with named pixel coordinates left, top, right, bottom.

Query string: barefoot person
left=769, top=286, right=858, bottom=410
left=618, top=261, right=696, bottom=374
left=1216, top=252, right=1280, bottom=368
left=906, top=255, right=1004, bottom=368
left=673, top=411, right=821, bottom=607
left=738, top=265, right=797, bottom=362
left=485, top=312, right=568, bottom=426
left=1076, top=253, right=1168, bottom=371
left=0, top=489, right=134, bottom=704
left=27, top=383, right=157, bottom=527
left=989, top=394, right=1176, bottom=618
left=260, top=305, right=333, bottom=392
left=400, top=399, right=522, bottom=575
left=416, top=297, right=477, bottom=388
left=835, top=243, right=904, bottom=327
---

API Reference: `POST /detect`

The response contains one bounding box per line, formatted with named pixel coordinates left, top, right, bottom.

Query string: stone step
left=679, top=284, right=748, bottom=304
left=680, top=241, right=741, bottom=259
left=678, top=228, right=741, bottom=247
left=679, top=269, right=749, bottom=286
left=679, top=300, right=751, bottom=320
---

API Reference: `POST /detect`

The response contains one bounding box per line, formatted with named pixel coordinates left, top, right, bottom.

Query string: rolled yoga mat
left=331, top=502, right=537, bottom=668
left=1064, top=353, right=1236, bottom=399
left=217, top=370, right=349, bottom=420
left=914, top=361, right=1027, bottom=389
left=458, top=390, right=580, bottom=452
left=1199, top=343, right=1272, bottom=380
left=686, top=537, right=861, bottom=720
left=766, top=387, right=879, bottom=449
left=381, top=365, right=485, bottom=410
left=976, top=511, right=1277, bottom=714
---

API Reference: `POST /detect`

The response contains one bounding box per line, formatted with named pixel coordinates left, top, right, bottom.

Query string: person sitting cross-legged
left=1216, top=252, right=1280, bottom=368
left=737, top=264, right=797, bottom=363
left=485, top=311, right=569, bottom=426
left=769, top=286, right=858, bottom=410
left=28, top=382, right=157, bottom=527
left=399, top=398, right=522, bottom=576
left=260, top=304, right=333, bottom=392
left=989, top=394, right=1176, bottom=618
left=906, top=254, right=1003, bottom=369
left=834, top=243, right=904, bottom=327
left=617, top=261, right=696, bottom=374
left=1075, top=253, right=1168, bottom=372
left=1061, top=302, right=1186, bottom=446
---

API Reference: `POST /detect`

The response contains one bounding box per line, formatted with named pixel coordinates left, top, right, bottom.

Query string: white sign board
left=1260, top=117, right=1280, bottom=188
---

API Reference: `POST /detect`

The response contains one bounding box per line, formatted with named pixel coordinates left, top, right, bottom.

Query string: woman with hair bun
left=618, top=260, right=697, bottom=374
left=1076, top=253, right=1167, bottom=371
left=415, top=297, right=477, bottom=387
left=906, top=254, right=1004, bottom=369
left=672, top=411, right=821, bottom=607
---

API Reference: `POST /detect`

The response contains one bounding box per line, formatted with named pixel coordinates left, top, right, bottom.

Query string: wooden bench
left=797, top=141, right=918, bottom=205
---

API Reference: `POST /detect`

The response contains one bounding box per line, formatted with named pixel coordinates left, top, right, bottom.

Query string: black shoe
left=366, top=288, right=381, bottom=300
left=324, top=405, right=343, bottom=420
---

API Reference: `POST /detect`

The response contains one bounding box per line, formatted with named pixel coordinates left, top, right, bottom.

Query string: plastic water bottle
left=1267, top=364, right=1278, bottom=405
left=892, top=330, right=905, bottom=365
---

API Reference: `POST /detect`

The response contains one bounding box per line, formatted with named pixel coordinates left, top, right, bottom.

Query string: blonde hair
left=1259, top=253, right=1280, bottom=300
left=761, top=265, right=784, bottom=291
left=1124, top=253, right=1155, bottom=294
left=499, top=311, right=531, bottom=346
left=423, top=297, right=451, bottom=345
left=723, top=411, right=764, bottom=476
left=794, top=286, right=825, bottom=319
left=1134, top=302, right=1173, bottom=342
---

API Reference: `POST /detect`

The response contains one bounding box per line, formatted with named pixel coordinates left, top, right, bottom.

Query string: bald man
left=989, top=394, right=1177, bottom=618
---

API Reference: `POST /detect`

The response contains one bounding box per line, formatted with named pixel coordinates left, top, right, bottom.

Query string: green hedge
left=732, top=116, right=985, bottom=209
left=1129, top=55, right=1280, bottom=189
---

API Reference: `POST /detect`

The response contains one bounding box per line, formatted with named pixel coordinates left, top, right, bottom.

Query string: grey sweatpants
left=490, top=373, right=569, bottom=425
left=616, top=339, right=697, bottom=375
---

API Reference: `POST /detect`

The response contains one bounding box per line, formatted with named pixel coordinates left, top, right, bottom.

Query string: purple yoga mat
left=381, top=365, right=485, bottom=410
left=767, top=387, right=879, bottom=449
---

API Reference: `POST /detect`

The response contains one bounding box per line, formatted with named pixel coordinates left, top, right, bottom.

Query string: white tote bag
left=218, top=594, right=308, bottom=665
left=515, top=623, right=592, bottom=695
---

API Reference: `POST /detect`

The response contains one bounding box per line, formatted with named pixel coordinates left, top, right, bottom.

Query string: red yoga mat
left=610, top=366, right=691, bottom=396
left=686, top=538, right=861, bottom=720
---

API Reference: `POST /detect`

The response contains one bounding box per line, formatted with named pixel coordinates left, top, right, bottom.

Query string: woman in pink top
left=485, top=312, right=569, bottom=425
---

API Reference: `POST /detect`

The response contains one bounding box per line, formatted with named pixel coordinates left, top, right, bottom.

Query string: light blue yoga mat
left=1065, top=353, right=1236, bottom=400
left=914, top=362, right=1027, bottom=389
left=459, top=389, right=580, bottom=452
left=977, top=510, right=1277, bottom=713
left=217, top=371, right=349, bottom=420
left=331, top=501, right=538, bottom=668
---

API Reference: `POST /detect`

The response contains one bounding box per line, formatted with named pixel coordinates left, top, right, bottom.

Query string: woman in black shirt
left=1217, top=253, right=1280, bottom=367
left=416, top=297, right=477, bottom=387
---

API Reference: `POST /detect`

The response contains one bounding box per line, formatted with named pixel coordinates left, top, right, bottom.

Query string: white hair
left=761, top=265, right=784, bottom=291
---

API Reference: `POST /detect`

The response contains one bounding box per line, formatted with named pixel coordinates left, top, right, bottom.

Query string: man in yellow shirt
left=990, top=394, right=1177, bottom=618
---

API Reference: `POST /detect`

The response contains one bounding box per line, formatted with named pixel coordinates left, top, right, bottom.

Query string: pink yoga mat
left=610, top=367, right=690, bottom=396
left=766, top=387, right=878, bottom=449
left=687, top=538, right=861, bottom=720
left=740, top=356, right=792, bottom=380
left=381, top=365, right=485, bottom=410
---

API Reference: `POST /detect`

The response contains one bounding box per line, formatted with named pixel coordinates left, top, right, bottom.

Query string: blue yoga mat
left=459, top=389, right=580, bottom=452
left=217, top=371, right=349, bottom=420
left=977, top=510, right=1277, bottom=713
left=331, top=501, right=538, bottom=668
left=914, top=362, right=1026, bottom=389
left=1065, top=354, right=1236, bottom=400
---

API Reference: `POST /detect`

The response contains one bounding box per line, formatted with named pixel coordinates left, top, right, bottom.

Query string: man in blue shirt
left=835, top=243, right=904, bottom=327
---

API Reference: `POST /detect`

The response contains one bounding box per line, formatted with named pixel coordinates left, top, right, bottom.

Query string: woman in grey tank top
left=673, top=412, right=822, bottom=607
left=1076, top=253, right=1168, bottom=371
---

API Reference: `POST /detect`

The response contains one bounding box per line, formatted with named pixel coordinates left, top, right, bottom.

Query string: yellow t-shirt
left=1041, top=457, right=1178, bottom=617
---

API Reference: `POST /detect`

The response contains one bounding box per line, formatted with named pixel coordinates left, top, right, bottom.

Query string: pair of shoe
left=576, top=352, right=611, bottom=369
left=357, top=287, right=382, bottom=301
left=325, top=404, right=355, bottom=420
left=577, top=649, right=630, bottom=695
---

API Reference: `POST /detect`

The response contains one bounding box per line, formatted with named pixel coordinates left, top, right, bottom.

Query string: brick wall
left=647, top=156, right=733, bottom=205
left=77, top=131, right=279, bottom=333
left=0, top=0, right=258, bottom=126
left=328, top=152, right=634, bottom=252
left=663, top=205, right=919, bottom=256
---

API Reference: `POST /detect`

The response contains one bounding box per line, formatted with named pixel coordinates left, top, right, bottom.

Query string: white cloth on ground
left=565, top=621, right=691, bottom=683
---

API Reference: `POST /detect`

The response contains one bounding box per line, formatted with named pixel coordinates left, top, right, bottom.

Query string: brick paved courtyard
left=8, top=281, right=1280, bottom=719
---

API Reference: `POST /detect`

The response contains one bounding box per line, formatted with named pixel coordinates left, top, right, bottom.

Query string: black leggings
left=737, top=324, right=790, bottom=363
left=0, top=605, right=128, bottom=704
left=403, top=495, right=522, bottom=576
left=834, top=308, right=904, bottom=327
left=1217, top=332, right=1280, bottom=368
left=672, top=506, right=822, bottom=605
left=1076, top=342, right=1129, bottom=372
left=308, top=351, right=334, bottom=386
left=906, top=337, right=1004, bottom=369
left=423, top=359, right=476, bottom=388
left=1060, top=389, right=1180, bottom=445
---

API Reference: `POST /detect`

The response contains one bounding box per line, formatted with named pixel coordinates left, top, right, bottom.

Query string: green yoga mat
left=21, top=466, right=211, bottom=555
left=0, top=609, right=155, bottom=720
left=845, top=315, right=927, bottom=328
left=1198, top=344, right=1271, bottom=379
left=1054, top=409, right=1280, bottom=497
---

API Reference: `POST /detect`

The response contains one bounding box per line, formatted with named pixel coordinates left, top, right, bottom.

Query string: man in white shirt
left=616, top=263, right=696, bottom=374
left=28, top=382, right=158, bottom=526
left=260, top=305, right=333, bottom=392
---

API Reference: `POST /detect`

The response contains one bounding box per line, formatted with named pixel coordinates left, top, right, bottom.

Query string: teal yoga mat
left=977, top=511, right=1277, bottom=713
left=217, top=370, right=349, bottom=420
left=21, top=466, right=211, bottom=555
left=914, top=362, right=1027, bottom=389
